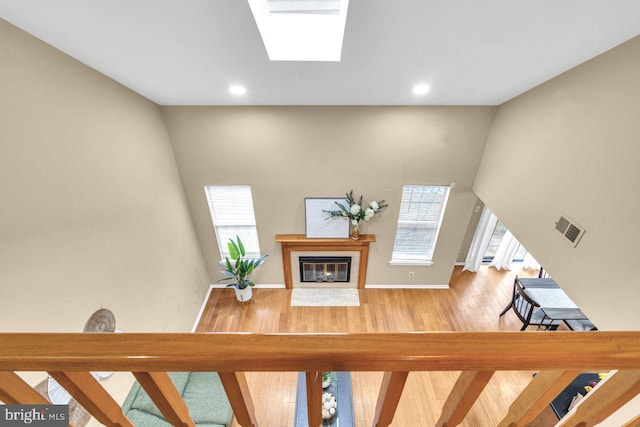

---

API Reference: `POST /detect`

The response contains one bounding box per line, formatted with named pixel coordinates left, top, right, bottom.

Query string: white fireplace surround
left=291, top=251, right=360, bottom=288
left=275, top=234, right=375, bottom=289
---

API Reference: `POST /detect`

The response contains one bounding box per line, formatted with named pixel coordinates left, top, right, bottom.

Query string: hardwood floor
left=196, top=266, right=564, bottom=426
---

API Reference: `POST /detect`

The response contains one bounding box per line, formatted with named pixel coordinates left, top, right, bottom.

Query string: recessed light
left=229, top=85, right=247, bottom=96
left=412, top=83, right=431, bottom=96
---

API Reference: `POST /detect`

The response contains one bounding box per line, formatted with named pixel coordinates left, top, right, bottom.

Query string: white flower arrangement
left=321, top=392, right=337, bottom=420
left=324, top=190, right=388, bottom=226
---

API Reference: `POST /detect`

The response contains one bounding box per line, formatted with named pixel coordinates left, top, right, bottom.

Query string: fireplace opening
left=299, top=256, right=352, bottom=283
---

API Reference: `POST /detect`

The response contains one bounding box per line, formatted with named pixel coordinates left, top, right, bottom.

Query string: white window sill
left=217, top=257, right=265, bottom=266
left=388, top=260, right=434, bottom=266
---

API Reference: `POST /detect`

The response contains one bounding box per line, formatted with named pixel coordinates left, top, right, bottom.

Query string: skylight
left=248, top=0, right=350, bottom=61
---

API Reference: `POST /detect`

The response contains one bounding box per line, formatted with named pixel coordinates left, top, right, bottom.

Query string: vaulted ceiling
left=2, top=0, right=640, bottom=105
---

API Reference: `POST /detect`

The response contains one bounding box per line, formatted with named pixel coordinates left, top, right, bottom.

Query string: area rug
left=290, top=288, right=360, bottom=307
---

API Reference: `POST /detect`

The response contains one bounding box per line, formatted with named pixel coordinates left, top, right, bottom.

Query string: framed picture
left=305, top=197, right=349, bottom=238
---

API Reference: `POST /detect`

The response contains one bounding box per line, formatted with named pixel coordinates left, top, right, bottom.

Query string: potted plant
left=322, top=371, right=335, bottom=388
left=218, top=236, right=267, bottom=302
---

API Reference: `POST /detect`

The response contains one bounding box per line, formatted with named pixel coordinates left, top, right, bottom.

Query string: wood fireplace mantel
left=275, top=234, right=375, bottom=289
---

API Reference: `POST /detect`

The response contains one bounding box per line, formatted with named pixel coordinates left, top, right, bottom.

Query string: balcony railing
left=1, top=331, right=640, bottom=426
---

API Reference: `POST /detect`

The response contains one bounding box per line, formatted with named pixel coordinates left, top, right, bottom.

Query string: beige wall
left=2, top=16, right=638, bottom=423
left=474, top=35, right=640, bottom=331
left=162, top=106, right=495, bottom=287
left=0, top=19, right=209, bottom=332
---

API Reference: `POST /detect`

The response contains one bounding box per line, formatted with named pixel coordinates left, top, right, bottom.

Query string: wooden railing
left=1, top=332, right=640, bottom=426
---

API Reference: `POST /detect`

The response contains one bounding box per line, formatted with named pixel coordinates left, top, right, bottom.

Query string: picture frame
left=305, top=197, right=349, bottom=238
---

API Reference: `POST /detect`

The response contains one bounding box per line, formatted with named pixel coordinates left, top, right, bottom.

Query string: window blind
left=204, top=185, right=261, bottom=259
left=390, top=185, right=450, bottom=264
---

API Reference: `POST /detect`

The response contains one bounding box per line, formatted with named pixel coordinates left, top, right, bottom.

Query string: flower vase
left=351, top=223, right=360, bottom=240
left=234, top=286, right=253, bottom=303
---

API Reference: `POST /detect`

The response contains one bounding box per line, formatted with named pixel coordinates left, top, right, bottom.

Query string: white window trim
left=204, top=185, right=263, bottom=261
left=389, top=184, right=450, bottom=266
left=217, top=257, right=267, bottom=266
left=388, top=259, right=434, bottom=267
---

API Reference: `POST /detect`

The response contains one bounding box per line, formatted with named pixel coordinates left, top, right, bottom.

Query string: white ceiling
left=2, top=0, right=640, bottom=106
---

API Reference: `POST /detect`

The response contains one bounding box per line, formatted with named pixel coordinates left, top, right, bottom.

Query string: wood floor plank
left=196, top=266, right=562, bottom=426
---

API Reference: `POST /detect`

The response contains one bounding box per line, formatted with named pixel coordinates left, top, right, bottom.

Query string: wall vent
left=555, top=214, right=585, bottom=247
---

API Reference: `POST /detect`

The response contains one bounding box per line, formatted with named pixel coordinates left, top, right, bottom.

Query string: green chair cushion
left=122, top=372, right=233, bottom=427
left=125, top=409, right=173, bottom=427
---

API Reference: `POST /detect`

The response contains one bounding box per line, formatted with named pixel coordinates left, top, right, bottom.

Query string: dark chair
left=499, top=276, right=520, bottom=317
left=500, top=275, right=560, bottom=317
left=513, top=281, right=560, bottom=331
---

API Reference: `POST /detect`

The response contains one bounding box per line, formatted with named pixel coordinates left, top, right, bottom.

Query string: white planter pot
left=234, top=286, right=253, bottom=302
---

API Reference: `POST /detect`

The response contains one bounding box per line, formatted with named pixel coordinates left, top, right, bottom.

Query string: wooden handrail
left=498, top=370, right=582, bottom=427
left=373, top=371, right=408, bottom=427
left=49, top=371, right=133, bottom=427
left=556, top=370, right=640, bottom=426
left=436, top=370, right=495, bottom=426
left=1, top=332, right=640, bottom=372
left=305, top=371, right=323, bottom=426
left=2, top=332, right=640, bottom=427
left=218, top=372, right=257, bottom=427
left=132, top=372, right=194, bottom=427
left=0, top=371, right=49, bottom=405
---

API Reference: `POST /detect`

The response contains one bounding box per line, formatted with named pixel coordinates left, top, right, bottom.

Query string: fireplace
left=275, top=234, right=375, bottom=289
left=299, top=256, right=351, bottom=283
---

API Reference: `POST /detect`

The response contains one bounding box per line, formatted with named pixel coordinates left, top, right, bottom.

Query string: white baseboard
left=207, top=283, right=286, bottom=289
left=192, top=285, right=215, bottom=332
left=366, top=284, right=449, bottom=289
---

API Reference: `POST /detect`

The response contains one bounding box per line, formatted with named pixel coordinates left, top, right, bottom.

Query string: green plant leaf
left=237, top=236, right=246, bottom=257
left=254, top=254, right=268, bottom=267
left=218, top=270, right=236, bottom=280
left=322, top=372, right=335, bottom=382
left=228, top=239, right=239, bottom=260
left=218, top=238, right=267, bottom=288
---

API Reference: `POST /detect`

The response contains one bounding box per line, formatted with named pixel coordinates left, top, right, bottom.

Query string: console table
left=549, top=373, right=600, bottom=419
left=294, top=372, right=354, bottom=427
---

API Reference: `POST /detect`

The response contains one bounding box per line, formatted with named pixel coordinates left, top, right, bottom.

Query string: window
left=483, top=219, right=528, bottom=263
left=390, top=185, right=450, bottom=265
left=204, top=185, right=262, bottom=259
left=484, top=220, right=508, bottom=261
